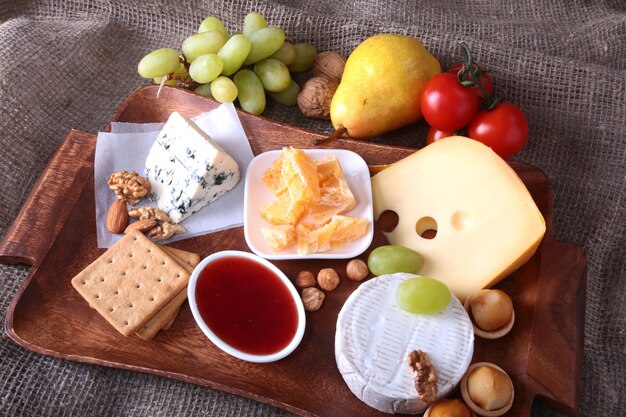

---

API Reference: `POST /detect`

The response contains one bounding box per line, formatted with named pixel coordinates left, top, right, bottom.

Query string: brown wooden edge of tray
left=0, top=85, right=586, bottom=417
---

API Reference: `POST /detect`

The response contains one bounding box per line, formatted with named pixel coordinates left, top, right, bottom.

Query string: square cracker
left=71, top=230, right=190, bottom=336
left=134, top=246, right=199, bottom=340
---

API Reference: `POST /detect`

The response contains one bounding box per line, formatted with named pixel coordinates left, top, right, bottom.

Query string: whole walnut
left=297, top=77, right=339, bottom=119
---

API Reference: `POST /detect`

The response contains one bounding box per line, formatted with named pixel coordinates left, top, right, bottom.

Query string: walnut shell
left=313, top=51, right=346, bottom=81
left=297, top=77, right=339, bottom=119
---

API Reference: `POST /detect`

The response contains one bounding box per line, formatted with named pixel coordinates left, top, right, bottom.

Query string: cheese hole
left=377, top=210, right=399, bottom=233
left=415, top=216, right=438, bottom=239
left=451, top=210, right=471, bottom=231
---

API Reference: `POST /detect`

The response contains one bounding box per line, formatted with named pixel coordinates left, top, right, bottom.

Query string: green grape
left=253, top=59, right=291, bottom=92
left=242, top=12, right=267, bottom=37
left=234, top=69, right=266, bottom=115
left=210, top=76, right=238, bottom=103
left=368, top=245, right=423, bottom=276
left=269, top=41, right=296, bottom=65
left=182, top=30, right=227, bottom=62
left=267, top=80, right=300, bottom=106
left=198, top=16, right=229, bottom=38
left=153, top=76, right=177, bottom=86
left=396, top=277, right=451, bottom=315
left=218, top=34, right=251, bottom=75
left=243, top=27, right=285, bottom=65
left=287, top=43, right=318, bottom=73
left=194, top=83, right=213, bottom=97
left=137, top=48, right=180, bottom=78
left=189, top=54, right=224, bottom=83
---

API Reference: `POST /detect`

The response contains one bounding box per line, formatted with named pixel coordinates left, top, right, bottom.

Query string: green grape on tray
left=287, top=43, right=317, bottom=73
left=218, top=34, right=251, bottom=76
left=269, top=41, right=296, bottom=65
left=244, top=27, right=285, bottom=65
left=182, top=30, right=227, bottom=62
left=210, top=76, right=238, bottom=103
left=368, top=245, right=423, bottom=276
left=194, top=83, right=213, bottom=97
left=267, top=80, right=300, bottom=106
left=198, top=16, right=229, bottom=38
left=254, top=58, right=291, bottom=92
left=189, top=53, right=224, bottom=83
left=396, top=276, right=451, bottom=315
left=153, top=77, right=177, bottom=86
left=242, top=12, right=267, bottom=37
left=234, top=69, right=266, bottom=115
left=137, top=48, right=180, bottom=78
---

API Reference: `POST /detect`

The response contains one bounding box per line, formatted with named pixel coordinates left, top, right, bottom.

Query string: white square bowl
left=244, top=149, right=374, bottom=260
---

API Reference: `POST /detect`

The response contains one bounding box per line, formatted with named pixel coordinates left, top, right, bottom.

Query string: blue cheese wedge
left=335, top=273, right=474, bottom=414
left=145, top=112, right=240, bottom=223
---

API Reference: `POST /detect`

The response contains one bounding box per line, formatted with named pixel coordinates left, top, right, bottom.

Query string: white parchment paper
left=94, top=103, right=254, bottom=248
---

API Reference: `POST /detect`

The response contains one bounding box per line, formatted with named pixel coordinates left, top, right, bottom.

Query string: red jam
left=195, top=256, right=298, bottom=356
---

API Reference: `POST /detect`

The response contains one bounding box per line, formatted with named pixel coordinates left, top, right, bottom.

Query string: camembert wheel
left=335, top=273, right=474, bottom=414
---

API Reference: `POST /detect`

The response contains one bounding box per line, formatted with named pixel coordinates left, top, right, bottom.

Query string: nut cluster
left=296, top=258, right=370, bottom=312
left=105, top=171, right=185, bottom=241
left=297, top=50, right=346, bottom=119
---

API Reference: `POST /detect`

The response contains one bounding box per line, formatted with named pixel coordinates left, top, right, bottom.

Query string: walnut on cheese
left=407, top=349, right=438, bottom=404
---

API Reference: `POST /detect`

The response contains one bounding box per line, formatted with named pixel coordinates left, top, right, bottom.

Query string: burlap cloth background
left=0, top=0, right=624, bottom=416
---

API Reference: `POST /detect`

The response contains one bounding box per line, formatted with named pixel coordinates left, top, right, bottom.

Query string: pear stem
left=313, top=126, right=347, bottom=145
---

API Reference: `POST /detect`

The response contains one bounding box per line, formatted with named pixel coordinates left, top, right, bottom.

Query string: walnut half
left=407, top=349, right=438, bottom=404
left=147, top=222, right=186, bottom=241
left=128, top=206, right=171, bottom=222
left=108, top=171, right=151, bottom=205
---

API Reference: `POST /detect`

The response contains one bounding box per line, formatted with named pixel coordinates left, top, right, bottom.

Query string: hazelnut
left=427, top=399, right=472, bottom=417
left=469, top=289, right=513, bottom=331
left=317, top=268, right=340, bottom=291
left=297, top=76, right=339, bottom=119
left=346, top=259, right=369, bottom=281
left=312, top=51, right=346, bottom=81
left=467, top=366, right=513, bottom=411
left=301, top=287, right=325, bottom=312
left=295, top=270, right=316, bottom=289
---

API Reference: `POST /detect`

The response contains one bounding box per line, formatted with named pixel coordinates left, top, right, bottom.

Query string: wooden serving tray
left=2, top=85, right=586, bottom=417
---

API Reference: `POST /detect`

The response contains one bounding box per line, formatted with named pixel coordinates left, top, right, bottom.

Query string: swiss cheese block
left=145, top=112, right=240, bottom=223
left=335, top=273, right=474, bottom=414
left=371, top=136, right=545, bottom=301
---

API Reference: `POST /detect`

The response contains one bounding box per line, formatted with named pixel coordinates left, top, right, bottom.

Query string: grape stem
left=313, top=126, right=347, bottom=145
left=156, top=75, right=169, bottom=99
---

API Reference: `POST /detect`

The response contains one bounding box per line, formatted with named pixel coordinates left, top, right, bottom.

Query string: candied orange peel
left=260, top=147, right=369, bottom=254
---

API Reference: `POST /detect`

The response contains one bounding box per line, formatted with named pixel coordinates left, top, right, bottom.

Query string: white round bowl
left=187, top=250, right=306, bottom=363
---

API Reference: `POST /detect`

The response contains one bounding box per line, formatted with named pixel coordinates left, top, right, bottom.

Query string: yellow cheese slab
left=371, top=136, right=545, bottom=301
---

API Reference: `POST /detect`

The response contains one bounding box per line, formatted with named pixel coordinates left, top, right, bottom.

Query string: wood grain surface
left=1, top=85, right=586, bottom=417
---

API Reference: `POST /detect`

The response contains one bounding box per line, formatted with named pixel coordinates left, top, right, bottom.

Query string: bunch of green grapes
left=137, top=12, right=317, bottom=115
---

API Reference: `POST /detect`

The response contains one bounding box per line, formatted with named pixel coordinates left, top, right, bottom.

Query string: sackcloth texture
left=0, top=0, right=624, bottom=416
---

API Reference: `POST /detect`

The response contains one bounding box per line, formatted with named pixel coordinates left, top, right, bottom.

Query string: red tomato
left=467, top=103, right=529, bottom=159
left=448, top=63, right=494, bottom=102
left=421, top=73, right=479, bottom=131
left=426, top=127, right=455, bottom=145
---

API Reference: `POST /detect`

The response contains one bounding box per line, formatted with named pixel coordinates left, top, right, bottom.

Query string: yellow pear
left=330, top=34, right=441, bottom=139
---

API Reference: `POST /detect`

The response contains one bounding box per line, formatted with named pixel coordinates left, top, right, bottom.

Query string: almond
left=124, top=219, right=158, bottom=234
left=106, top=199, right=129, bottom=234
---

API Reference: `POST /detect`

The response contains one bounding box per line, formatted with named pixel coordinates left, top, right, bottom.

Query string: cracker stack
left=71, top=229, right=200, bottom=340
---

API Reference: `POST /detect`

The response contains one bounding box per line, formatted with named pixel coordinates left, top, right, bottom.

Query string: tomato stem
left=456, top=42, right=499, bottom=110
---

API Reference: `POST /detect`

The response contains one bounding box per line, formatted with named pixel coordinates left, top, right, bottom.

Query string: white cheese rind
left=335, top=273, right=474, bottom=414
left=145, top=112, right=240, bottom=223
